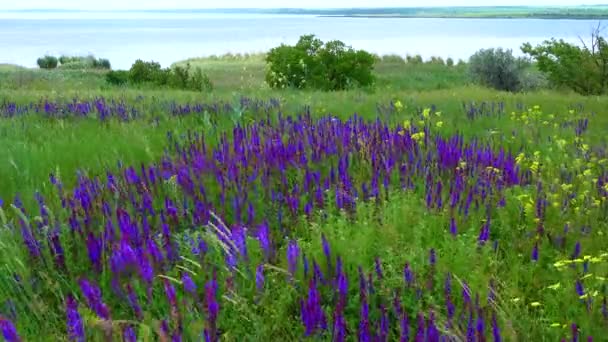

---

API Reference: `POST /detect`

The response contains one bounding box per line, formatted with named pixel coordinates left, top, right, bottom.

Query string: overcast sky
left=2, top=0, right=608, bottom=10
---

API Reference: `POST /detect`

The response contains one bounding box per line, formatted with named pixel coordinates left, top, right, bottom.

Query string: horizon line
left=3, top=5, right=608, bottom=12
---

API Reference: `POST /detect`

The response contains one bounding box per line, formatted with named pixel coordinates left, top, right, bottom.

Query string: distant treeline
left=272, top=6, right=608, bottom=19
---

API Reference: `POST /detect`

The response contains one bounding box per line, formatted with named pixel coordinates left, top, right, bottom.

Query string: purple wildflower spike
left=182, top=273, right=197, bottom=295
left=492, top=313, right=501, bottom=342
left=322, top=234, right=332, bottom=271
left=358, top=297, right=370, bottom=342
left=0, top=317, right=21, bottom=342
left=375, top=257, right=383, bottom=280
left=429, top=249, right=436, bottom=266
left=449, top=217, right=457, bottom=236
left=256, top=264, right=265, bottom=293
left=66, top=295, right=85, bottom=342
left=164, top=280, right=178, bottom=308
left=287, top=240, right=299, bottom=278
left=79, top=279, right=111, bottom=320
left=123, top=326, right=137, bottom=342
left=400, top=312, right=409, bottom=342
left=531, top=243, right=539, bottom=262
left=257, top=222, right=271, bottom=260
left=404, top=263, right=414, bottom=287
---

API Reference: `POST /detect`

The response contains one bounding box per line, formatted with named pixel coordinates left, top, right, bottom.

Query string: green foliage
left=522, top=30, right=608, bottom=95
left=468, top=48, right=530, bottom=92
left=126, top=60, right=213, bottom=91
left=446, top=57, right=455, bottom=67
left=128, top=60, right=164, bottom=84
left=428, top=56, right=445, bottom=65
left=265, top=34, right=375, bottom=91
left=105, top=70, right=129, bottom=86
left=406, top=54, right=424, bottom=64
left=57, top=55, right=111, bottom=70
left=36, top=56, right=58, bottom=69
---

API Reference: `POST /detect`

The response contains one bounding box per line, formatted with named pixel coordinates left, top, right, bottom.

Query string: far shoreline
left=318, top=15, right=608, bottom=20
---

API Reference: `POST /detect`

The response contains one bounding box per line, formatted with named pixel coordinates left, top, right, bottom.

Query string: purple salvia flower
left=400, top=312, right=409, bottom=342
left=466, top=311, right=475, bottom=342
left=79, top=279, right=111, bottom=320
left=575, top=280, right=585, bottom=297
left=416, top=313, right=425, bottom=341
left=358, top=298, right=370, bottom=342
left=313, top=261, right=325, bottom=285
left=572, top=241, right=581, bottom=260
left=205, top=276, right=219, bottom=340
left=427, top=311, right=439, bottom=342
left=126, top=284, right=143, bottom=320
left=478, top=219, right=490, bottom=244
left=303, top=253, right=310, bottom=278
left=322, top=234, right=332, bottom=271
left=122, top=326, right=137, bottom=342
left=332, top=309, right=346, bottom=342
left=375, top=257, right=383, bottom=280
left=572, top=323, right=579, bottom=342
left=429, top=249, right=436, bottom=266
left=86, top=233, right=102, bottom=272
left=404, top=263, right=414, bottom=287
left=164, top=280, right=178, bottom=308
left=358, top=266, right=367, bottom=299
left=0, top=317, right=21, bottom=342
left=287, top=240, right=299, bottom=278
left=66, top=295, right=85, bottom=342
left=532, top=243, right=539, bottom=262
left=257, top=222, right=271, bottom=260
left=492, top=313, right=501, bottom=342
left=476, top=310, right=485, bottom=341
left=378, top=305, right=389, bottom=342
left=182, top=273, right=197, bottom=295
left=256, top=264, right=265, bottom=293
left=449, top=217, right=457, bottom=236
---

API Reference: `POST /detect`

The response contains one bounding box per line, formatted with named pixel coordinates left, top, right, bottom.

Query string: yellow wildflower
left=435, top=111, right=442, bottom=117
left=403, top=120, right=411, bottom=130
left=515, top=153, right=525, bottom=165
left=422, top=108, right=431, bottom=119
left=547, top=282, right=561, bottom=290
left=530, top=302, right=542, bottom=307
left=394, top=100, right=403, bottom=111
left=549, top=323, right=562, bottom=328
left=436, top=121, right=444, bottom=128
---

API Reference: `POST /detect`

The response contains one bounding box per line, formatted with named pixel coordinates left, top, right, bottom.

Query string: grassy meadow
left=0, top=54, right=607, bottom=341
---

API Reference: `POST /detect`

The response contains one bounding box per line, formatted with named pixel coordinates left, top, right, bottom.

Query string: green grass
left=0, top=56, right=607, bottom=340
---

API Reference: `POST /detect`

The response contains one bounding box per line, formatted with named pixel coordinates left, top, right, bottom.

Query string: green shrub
left=93, top=58, right=111, bottom=70
left=124, top=60, right=212, bottom=91
left=518, top=69, right=550, bottom=92
left=406, top=54, right=424, bottom=65
left=265, top=34, right=375, bottom=91
left=188, top=67, right=214, bottom=92
left=58, top=55, right=111, bottom=70
left=522, top=28, right=608, bottom=95
left=446, top=58, right=454, bottom=67
left=381, top=54, right=406, bottom=64
left=428, top=56, right=445, bottom=65
left=468, top=48, right=529, bottom=92
left=105, top=70, right=129, bottom=86
left=37, top=56, right=58, bottom=69
left=129, top=60, right=164, bottom=84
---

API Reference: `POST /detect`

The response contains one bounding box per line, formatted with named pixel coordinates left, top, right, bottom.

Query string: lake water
left=0, top=12, right=605, bottom=69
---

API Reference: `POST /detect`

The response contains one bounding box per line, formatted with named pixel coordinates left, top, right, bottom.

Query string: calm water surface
left=0, top=13, right=604, bottom=69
